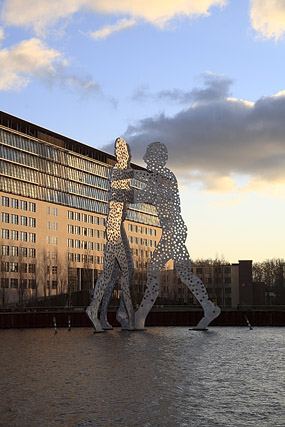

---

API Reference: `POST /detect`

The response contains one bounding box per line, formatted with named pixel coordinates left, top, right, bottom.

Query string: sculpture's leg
left=175, top=256, right=221, bottom=329
left=135, top=244, right=171, bottom=330
left=116, top=227, right=134, bottom=329
left=86, top=248, right=115, bottom=332
left=116, top=242, right=135, bottom=330
left=99, top=261, right=119, bottom=330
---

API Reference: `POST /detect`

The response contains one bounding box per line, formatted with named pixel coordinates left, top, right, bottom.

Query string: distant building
left=159, top=260, right=264, bottom=308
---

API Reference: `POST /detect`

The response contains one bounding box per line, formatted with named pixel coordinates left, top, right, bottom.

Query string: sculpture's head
left=114, top=137, right=131, bottom=166
left=143, top=142, right=168, bottom=170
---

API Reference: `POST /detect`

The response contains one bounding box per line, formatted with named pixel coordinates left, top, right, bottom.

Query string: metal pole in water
left=244, top=314, right=253, bottom=330
left=68, top=315, right=71, bottom=331
left=53, top=316, right=58, bottom=334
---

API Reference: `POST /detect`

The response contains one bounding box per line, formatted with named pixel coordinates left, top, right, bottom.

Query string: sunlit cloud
left=0, top=38, right=65, bottom=91
left=0, top=27, right=4, bottom=45
left=1, top=0, right=227, bottom=36
left=0, top=37, right=102, bottom=96
left=90, top=18, right=136, bottom=40
left=250, top=0, right=285, bottom=40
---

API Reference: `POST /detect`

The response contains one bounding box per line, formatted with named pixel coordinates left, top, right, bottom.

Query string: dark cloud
left=115, top=75, right=285, bottom=188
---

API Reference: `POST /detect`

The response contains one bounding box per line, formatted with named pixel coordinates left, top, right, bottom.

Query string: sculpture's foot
left=86, top=305, right=104, bottom=332
left=116, top=310, right=130, bottom=330
left=193, top=301, right=221, bottom=330
left=100, top=320, right=113, bottom=330
left=134, top=311, right=146, bottom=330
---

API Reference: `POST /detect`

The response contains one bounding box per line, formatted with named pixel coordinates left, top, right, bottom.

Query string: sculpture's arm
left=133, top=170, right=152, bottom=183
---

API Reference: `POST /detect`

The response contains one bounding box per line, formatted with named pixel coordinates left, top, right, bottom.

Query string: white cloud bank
left=1, top=0, right=227, bottom=36
left=0, top=38, right=66, bottom=91
left=0, top=37, right=101, bottom=95
left=250, top=0, right=285, bottom=40
left=102, top=74, right=285, bottom=194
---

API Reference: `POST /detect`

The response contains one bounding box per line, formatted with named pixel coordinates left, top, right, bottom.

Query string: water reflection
left=0, top=327, right=284, bottom=426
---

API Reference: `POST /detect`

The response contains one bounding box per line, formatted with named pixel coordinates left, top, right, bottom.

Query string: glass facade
left=0, top=128, right=159, bottom=226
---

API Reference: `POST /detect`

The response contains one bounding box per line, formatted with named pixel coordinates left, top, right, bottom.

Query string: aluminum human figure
left=134, top=142, right=221, bottom=330
left=86, top=138, right=134, bottom=332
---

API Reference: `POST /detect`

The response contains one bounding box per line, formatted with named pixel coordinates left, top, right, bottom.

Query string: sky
left=0, top=0, right=285, bottom=263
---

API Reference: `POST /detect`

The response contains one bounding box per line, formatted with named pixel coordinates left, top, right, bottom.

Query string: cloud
left=0, top=27, right=4, bottom=45
left=0, top=38, right=66, bottom=91
left=132, top=72, right=233, bottom=104
left=90, top=18, right=136, bottom=40
left=108, top=73, right=285, bottom=192
left=1, top=0, right=227, bottom=36
left=250, top=0, right=285, bottom=40
left=0, top=37, right=101, bottom=96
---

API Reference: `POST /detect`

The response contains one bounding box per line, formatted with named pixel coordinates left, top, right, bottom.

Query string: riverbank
left=0, top=307, right=284, bottom=328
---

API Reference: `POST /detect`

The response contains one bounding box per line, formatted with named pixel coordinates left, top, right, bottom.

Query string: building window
left=29, top=202, right=36, bottom=212
left=67, top=239, right=74, bottom=248
left=68, top=211, right=73, bottom=220
left=11, top=214, right=18, bottom=225
left=46, top=236, right=50, bottom=244
left=75, top=253, right=80, bottom=262
left=88, top=228, right=93, bottom=237
left=20, top=279, right=27, bottom=289
left=94, top=216, right=99, bottom=225
left=29, top=233, right=36, bottom=243
left=52, top=266, right=57, bottom=274
left=75, top=212, right=80, bottom=221
left=225, top=277, right=231, bottom=284
left=20, top=247, right=28, bottom=257
left=52, top=280, right=57, bottom=289
left=88, top=241, right=93, bottom=250
left=11, top=198, right=19, bottom=209
left=224, top=267, right=231, bottom=274
left=29, top=264, right=36, bottom=274
left=10, top=262, right=18, bottom=272
left=82, top=227, right=87, bottom=236
left=225, top=287, right=232, bottom=294
left=52, top=236, right=58, bottom=245
left=1, top=278, right=9, bottom=288
left=68, top=225, right=74, bottom=234
left=75, top=226, right=80, bottom=235
left=29, top=217, right=36, bottom=227
left=88, top=215, right=93, bottom=224
left=2, top=196, right=9, bottom=207
left=20, top=216, right=27, bottom=226
left=75, top=239, right=80, bottom=248
left=20, top=200, right=27, bottom=210
left=11, top=230, right=19, bottom=241
left=10, top=246, right=18, bottom=256
left=81, top=241, right=87, bottom=250
left=52, top=208, right=58, bottom=216
left=88, top=255, right=93, bottom=264
left=29, top=279, right=37, bottom=289
left=1, top=213, right=9, bottom=223
left=47, top=207, right=50, bottom=214
left=82, top=214, right=87, bottom=222
left=99, top=217, right=105, bottom=226
left=1, top=262, right=9, bottom=272
left=82, top=254, right=87, bottom=263
left=68, top=253, right=74, bottom=262
left=52, top=222, right=58, bottom=231
left=21, top=263, right=27, bottom=273
left=1, top=245, right=9, bottom=256
left=205, top=277, right=212, bottom=284
left=29, top=248, right=36, bottom=258
left=10, top=279, right=18, bottom=288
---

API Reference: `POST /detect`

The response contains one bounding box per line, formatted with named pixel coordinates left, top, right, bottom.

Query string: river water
left=0, top=327, right=284, bottom=427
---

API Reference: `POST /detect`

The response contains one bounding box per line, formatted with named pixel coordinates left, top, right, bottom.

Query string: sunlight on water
left=0, top=327, right=284, bottom=426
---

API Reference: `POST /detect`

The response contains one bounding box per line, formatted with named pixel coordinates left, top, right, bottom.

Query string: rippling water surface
left=0, top=327, right=284, bottom=426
